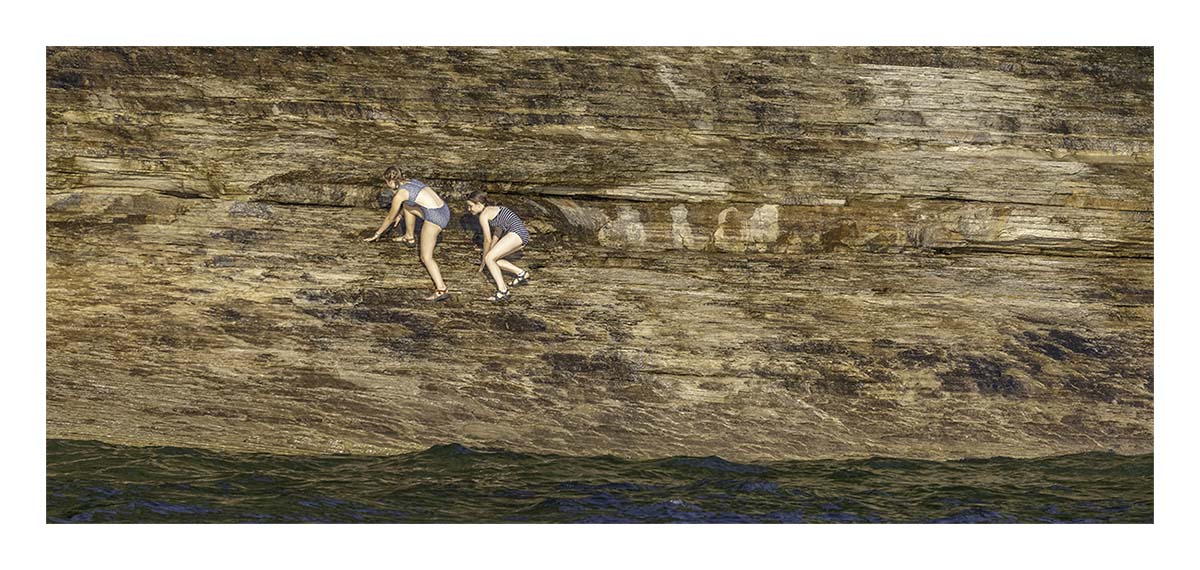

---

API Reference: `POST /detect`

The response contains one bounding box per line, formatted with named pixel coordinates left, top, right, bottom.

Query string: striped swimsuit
left=399, top=179, right=451, bottom=229
left=489, top=206, right=530, bottom=245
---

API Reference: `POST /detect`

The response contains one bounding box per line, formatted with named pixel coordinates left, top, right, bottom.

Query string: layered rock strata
left=46, top=47, right=1152, bottom=460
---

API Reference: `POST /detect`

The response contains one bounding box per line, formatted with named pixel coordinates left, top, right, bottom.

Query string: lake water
left=47, top=439, right=1152, bottom=523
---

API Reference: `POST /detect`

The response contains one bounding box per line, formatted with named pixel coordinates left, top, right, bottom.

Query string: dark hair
left=466, top=190, right=491, bottom=206
left=383, top=166, right=401, bottom=182
left=377, top=187, right=397, bottom=209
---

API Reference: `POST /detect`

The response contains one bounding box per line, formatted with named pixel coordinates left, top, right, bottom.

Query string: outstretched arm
left=365, top=195, right=404, bottom=241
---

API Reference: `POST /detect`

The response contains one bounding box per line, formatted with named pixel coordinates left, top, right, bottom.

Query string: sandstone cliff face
left=46, top=47, right=1152, bottom=460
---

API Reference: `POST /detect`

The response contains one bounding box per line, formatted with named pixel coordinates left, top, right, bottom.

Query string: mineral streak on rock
left=669, top=204, right=697, bottom=250
left=747, top=205, right=781, bottom=251
left=46, top=47, right=1152, bottom=461
left=598, top=207, right=647, bottom=248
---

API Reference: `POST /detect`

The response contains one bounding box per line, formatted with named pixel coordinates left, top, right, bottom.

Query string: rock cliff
left=46, top=47, right=1153, bottom=460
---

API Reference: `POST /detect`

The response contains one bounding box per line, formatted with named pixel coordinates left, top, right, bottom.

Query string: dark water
left=46, top=439, right=1152, bottom=523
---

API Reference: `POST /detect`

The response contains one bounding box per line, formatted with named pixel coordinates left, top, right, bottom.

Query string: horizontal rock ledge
left=46, top=47, right=1153, bottom=460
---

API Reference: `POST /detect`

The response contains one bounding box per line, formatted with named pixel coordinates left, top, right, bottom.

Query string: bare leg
left=402, top=205, right=418, bottom=240
left=484, top=233, right=525, bottom=293
left=419, top=220, right=447, bottom=294
left=491, top=234, right=525, bottom=276
left=496, top=259, right=524, bottom=275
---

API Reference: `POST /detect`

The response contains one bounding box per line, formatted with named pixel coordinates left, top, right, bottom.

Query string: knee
left=421, top=253, right=436, bottom=266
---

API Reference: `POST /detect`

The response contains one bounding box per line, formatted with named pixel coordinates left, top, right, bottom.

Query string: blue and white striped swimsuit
left=489, top=206, right=530, bottom=245
left=399, top=179, right=450, bottom=229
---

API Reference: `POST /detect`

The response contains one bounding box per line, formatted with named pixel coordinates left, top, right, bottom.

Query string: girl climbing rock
left=466, top=191, right=532, bottom=302
left=364, top=167, right=451, bottom=302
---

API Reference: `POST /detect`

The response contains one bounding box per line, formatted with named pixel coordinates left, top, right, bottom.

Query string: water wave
left=47, top=439, right=1152, bottom=523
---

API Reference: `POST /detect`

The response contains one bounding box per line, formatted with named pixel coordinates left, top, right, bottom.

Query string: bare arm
left=365, top=194, right=404, bottom=241
left=478, top=212, right=493, bottom=270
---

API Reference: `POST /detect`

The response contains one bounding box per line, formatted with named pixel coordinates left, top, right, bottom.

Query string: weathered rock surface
left=46, top=47, right=1152, bottom=460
